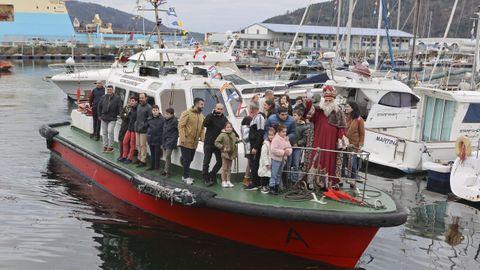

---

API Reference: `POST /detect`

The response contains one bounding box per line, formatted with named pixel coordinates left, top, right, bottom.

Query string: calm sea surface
left=0, top=62, right=479, bottom=270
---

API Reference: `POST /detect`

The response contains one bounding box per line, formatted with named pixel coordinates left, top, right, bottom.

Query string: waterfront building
left=210, top=23, right=413, bottom=53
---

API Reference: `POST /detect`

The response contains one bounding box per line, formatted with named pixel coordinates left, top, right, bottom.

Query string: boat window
left=379, top=92, right=419, bottom=108
left=115, top=87, right=126, bottom=104
left=192, top=88, right=228, bottom=117
left=223, top=74, right=251, bottom=85
left=463, top=104, right=480, bottom=123
left=225, top=88, right=247, bottom=117
left=422, top=96, right=455, bottom=141
left=160, top=90, right=187, bottom=116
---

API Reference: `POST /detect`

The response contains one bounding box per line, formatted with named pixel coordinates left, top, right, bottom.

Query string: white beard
left=319, top=100, right=337, bottom=117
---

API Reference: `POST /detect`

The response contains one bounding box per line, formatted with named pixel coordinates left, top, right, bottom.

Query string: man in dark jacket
left=202, top=103, right=237, bottom=186
left=146, top=105, right=165, bottom=171
left=161, top=107, right=178, bottom=176
left=88, top=80, right=105, bottom=140
left=135, top=93, right=152, bottom=167
left=98, top=85, right=123, bottom=153
left=245, top=101, right=265, bottom=190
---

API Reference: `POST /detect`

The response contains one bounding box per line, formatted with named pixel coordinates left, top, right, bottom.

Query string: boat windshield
left=224, top=87, right=246, bottom=118
left=223, top=74, right=251, bottom=85
left=192, top=88, right=229, bottom=117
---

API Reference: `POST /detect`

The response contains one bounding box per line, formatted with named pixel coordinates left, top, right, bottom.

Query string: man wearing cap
left=98, top=85, right=123, bottom=153
left=88, top=80, right=105, bottom=141
left=306, top=85, right=347, bottom=185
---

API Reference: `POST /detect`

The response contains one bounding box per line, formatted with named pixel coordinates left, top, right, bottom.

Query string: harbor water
left=0, top=62, right=479, bottom=270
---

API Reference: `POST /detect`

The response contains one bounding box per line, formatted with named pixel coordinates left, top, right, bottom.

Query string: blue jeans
left=342, top=153, right=359, bottom=179
left=289, top=148, right=302, bottom=183
left=269, top=159, right=283, bottom=187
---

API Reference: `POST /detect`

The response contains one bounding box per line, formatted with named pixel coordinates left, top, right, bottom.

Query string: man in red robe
left=307, top=85, right=346, bottom=185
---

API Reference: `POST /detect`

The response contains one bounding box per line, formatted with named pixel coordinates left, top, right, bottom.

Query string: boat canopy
left=287, top=73, right=329, bottom=87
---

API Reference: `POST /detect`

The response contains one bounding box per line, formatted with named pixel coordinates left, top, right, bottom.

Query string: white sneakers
left=222, top=181, right=235, bottom=188
left=182, top=177, right=194, bottom=185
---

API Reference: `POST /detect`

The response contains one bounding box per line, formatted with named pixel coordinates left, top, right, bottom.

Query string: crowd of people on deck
left=88, top=82, right=365, bottom=195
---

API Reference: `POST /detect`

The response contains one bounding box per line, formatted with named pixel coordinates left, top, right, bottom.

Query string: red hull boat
left=40, top=123, right=407, bottom=268
left=0, top=60, right=13, bottom=72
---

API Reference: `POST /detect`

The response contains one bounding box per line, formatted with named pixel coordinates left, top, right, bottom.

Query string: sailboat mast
left=374, top=0, right=383, bottom=70
left=397, top=0, right=401, bottom=31
left=471, top=6, right=480, bottom=89
left=407, top=0, right=421, bottom=84
left=152, top=1, right=164, bottom=66
left=427, top=0, right=459, bottom=84
left=345, top=0, right=353, bottom=64
left=280, top=0, right=313, bottom=73
left=336, top=0, right=342, bottom=51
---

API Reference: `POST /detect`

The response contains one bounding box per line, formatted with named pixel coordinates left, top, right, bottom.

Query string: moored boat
left=39, top=58, right=407, bottom=268
left=0, top=60, right=13, bottom=72
left=39, top=121, right=407, bottom=268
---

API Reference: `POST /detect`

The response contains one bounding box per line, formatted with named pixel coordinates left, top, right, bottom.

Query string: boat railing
left=280, top=145, right=377, bottom=205
left=48, top=63, right=112, bottom=78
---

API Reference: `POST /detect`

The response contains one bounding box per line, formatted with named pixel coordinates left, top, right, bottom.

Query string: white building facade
left=210, top=23, right=413, bottom=53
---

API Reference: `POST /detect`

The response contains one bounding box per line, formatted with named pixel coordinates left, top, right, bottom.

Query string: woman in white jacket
left=259, top=127, right=275, bottom=194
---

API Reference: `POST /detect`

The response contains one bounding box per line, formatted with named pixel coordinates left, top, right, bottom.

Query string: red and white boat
left=40, top=60, right=407, bottom=268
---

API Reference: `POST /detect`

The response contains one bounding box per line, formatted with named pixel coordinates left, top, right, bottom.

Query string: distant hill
left=264, top=0, right=477, bottom=38
left=64, top=0, right=202, bottom=39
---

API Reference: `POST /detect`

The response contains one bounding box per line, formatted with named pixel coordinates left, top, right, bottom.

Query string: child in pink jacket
left=269, top=124, right=292, bottom=195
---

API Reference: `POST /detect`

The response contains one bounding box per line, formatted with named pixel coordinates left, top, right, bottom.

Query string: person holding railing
left=269, top=124, right=292, bottom=195
left=290, top=109, right=311, bottom=184
left=342, top=102, right=365, bottom=181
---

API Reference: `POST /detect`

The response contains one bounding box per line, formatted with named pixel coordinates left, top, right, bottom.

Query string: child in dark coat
left=161, top=108, right=178, bottom=176
left=146, top=105, right=164, bottom=171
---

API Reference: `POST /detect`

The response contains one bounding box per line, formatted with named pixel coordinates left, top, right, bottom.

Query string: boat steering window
left=223, top=74, right=251, bottom=85
left=114, top=87, right=126, bottom=105
left=463, top=104, right=480, bottom=123
left=379, top=92, right=419, bottom=108
left=192, top=88, right=228, bottom=117
left=225, top=88, right=246, bottom=117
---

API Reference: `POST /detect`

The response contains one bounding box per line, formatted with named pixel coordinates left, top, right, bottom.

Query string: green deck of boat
left=55, top=125, right=398, bottom=214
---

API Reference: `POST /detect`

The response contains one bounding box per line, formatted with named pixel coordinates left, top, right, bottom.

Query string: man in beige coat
left=178, top=97, right=205, bottom=184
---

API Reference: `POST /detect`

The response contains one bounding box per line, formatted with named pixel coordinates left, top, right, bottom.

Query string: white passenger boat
left=49, top=37, right=239, bottom=100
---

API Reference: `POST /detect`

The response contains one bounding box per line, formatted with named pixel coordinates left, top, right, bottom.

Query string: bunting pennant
left=167, top=7, right=177, bottom=17
left=227, top=91, right=239, bottom=102
left=129, top=31, right=134, bottom=41
left=207, top=65, right=218, bottom=77
left=172, top=20, right=184, bottom=28
left=201, top=54, right=207, bottom=64
left=236, top=102, right=248, bottom=116
left=193, top=47, right=202, bottom=59
left=189, top=37, right=197, bottom=46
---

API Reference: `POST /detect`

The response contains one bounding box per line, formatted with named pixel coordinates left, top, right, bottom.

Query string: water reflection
left=44, top=157, right=340, bottom=270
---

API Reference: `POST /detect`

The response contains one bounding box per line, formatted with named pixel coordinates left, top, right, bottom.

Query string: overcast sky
left=79, top=0, right=330, bottom=33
